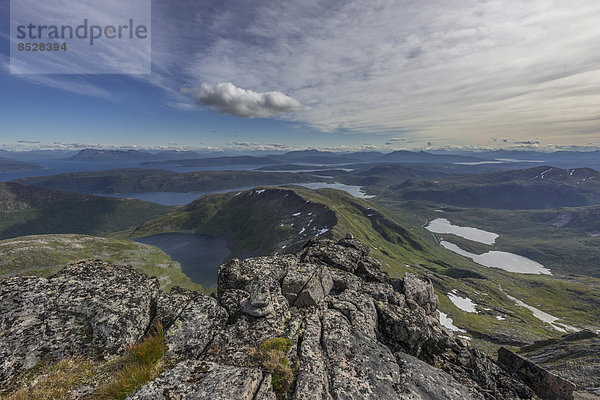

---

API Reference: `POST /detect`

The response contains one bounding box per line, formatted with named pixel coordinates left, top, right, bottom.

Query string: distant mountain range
left=143, top=149, right=487, bottom=167
left=1, top=147, right=598, bottom=172
left=64, top=148, right=208, bottom=162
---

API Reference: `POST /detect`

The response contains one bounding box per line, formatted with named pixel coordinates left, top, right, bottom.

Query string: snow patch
left=438, top=311, right=466, bottom=333
left=500, top=288, right=578, bottom=333
left=448, top=292, right=478, bottom=313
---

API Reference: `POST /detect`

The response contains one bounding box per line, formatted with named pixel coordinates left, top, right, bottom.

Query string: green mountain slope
left=131, top=186, right=600, bottom=350
left=131, top=186, right=432, bottom=264
left=0, top=234, right=201, bottom=291
left=0, top=182, right=172, bottom=239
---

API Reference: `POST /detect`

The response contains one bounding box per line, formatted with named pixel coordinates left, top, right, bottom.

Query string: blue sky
left=2, top=0, right=600, bottom=152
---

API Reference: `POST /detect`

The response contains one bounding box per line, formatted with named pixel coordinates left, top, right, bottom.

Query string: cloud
left=185, top=83, right=301, bottom=118
left=386, top=137, right=408, bottom=143
left=514, top=139, right=541, bottom=145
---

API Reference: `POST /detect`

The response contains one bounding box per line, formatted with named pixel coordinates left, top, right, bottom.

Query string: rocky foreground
left=0, top=237, right=579, bottom=399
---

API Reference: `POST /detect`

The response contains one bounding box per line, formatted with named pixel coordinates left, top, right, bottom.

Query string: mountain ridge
left=0, top=237, right=582, bottom=399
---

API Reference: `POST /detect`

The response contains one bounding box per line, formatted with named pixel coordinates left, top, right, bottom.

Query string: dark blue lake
left=135, top=233, right=230, bottom=288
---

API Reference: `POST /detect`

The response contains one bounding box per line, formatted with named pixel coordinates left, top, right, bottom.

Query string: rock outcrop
left=497, top=347, right=576, bottom=400
left=1, top=238, right=566, bottom=399
left=519, top=330, right=600, bottom=397
left=0, top=260, right=160, bottom=387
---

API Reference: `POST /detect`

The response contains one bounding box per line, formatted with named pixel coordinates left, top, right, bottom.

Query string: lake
left=499, top=287, right=577, bottom=333
left=294, top=182, right=375, bottom=198
left=106, top=183, right=374, bottom=205
left=425, top=218, right=498, bottom=245
left=135, top=233, right=230, bottom=288
left=440, top=240, right=552, bottom=275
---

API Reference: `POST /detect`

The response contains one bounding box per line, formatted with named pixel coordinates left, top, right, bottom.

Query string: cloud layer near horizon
left=186, top=82, right=301, bottom=118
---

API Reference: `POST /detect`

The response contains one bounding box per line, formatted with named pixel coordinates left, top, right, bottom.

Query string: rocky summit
left=0, top=238, right=577, bottom=399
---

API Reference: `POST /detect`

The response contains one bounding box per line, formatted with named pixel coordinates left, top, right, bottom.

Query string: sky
left=1, top=0, right=600, bottom=152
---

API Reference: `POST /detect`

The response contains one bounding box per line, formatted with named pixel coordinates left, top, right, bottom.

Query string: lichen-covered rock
left=241, top=277, right=276, bottom=317
left=127, top=360, right=272, bottom=399
left=154, top=285, right=197, bottom=329
left=217, top=255, right=295, bottom=296
left=282, top=263, right=333, bottom=307
left=294, top=313, right=330, bottom=400
left=518, top=330, right=599, bottom=397
left=165, top=293, right=228, bottom=358
left=2, top=238, right=551, bottom=399
left=395, top=352, right=485, bottom=400
left=0, top=260, right=160, bottom=388
left=300, top=238, right=369, bottom=274
left=402, top=272, right=439, bottom=315
left=321, top=307, right=401, bottom=399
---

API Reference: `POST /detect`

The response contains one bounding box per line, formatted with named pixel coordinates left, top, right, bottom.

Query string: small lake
left=441, top=240, right=551, bottom=275
left=135, top=233, right=230, bottom=288
left=294, top=182, right=375, bottom=198
left=426, top=218, right=498, bottom=245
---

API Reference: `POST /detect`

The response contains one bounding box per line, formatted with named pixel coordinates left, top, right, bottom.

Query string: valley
left=0, top=149, right=599, bottom=398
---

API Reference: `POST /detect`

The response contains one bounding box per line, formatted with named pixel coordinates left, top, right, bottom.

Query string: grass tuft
left=96, top=322, right=166, bottom=400
left=252, top=337, right=295, bottom=399
left=5, top=358, right=95, bottom=400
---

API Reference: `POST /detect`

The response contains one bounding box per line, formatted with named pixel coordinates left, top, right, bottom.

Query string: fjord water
left=135, top=233, right=230, bottom=288
left=103, top=182, right=372, bottom=205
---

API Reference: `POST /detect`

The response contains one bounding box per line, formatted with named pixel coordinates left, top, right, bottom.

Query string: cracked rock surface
left=1, top=238, right=571, bottom=399
left=132, top=238, right=539, bottom=399
left=0, top=260, right=160, bottom=387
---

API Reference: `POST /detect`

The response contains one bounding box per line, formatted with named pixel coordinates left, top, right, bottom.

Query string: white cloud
left=185, top=82, right=301, bottom=118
